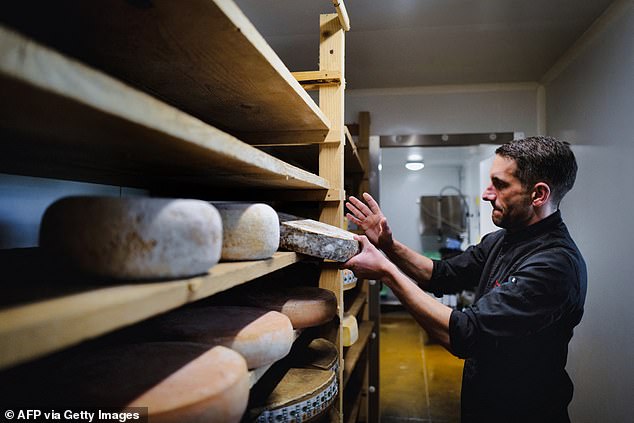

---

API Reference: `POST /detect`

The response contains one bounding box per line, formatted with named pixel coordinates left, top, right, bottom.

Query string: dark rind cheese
left=279, top=218, right=359, bottom=262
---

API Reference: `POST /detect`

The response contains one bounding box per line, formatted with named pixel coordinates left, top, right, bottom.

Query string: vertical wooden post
left=318, top=12, right=345, bottom=423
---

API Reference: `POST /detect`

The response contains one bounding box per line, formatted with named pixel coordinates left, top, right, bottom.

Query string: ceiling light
left=405, top=160, right=424, bottom=171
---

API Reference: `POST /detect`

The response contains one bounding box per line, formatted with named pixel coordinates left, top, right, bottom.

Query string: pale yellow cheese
left=342, top=314, right=359, bottom=346
left=13, top=343, right=249, bottom=423
left=213, top=203, right=279, bottom=261
left=39, top=196, right=222, bottom=280
left=240, top=286, right=338, bottom=329
left=126, top=306, right=294, bottom=369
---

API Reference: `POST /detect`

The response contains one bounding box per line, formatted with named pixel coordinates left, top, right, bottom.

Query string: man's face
left=482, top=155, right=534, bottom=231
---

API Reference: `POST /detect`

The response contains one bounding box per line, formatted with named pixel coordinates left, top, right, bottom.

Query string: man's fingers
left=362, top=192, right=381, bottom=214
left=345, top=202, right=365, bottom=221
left=346, top=212, right=361, bottom=225
left=348, top=195, right=373, bottom=217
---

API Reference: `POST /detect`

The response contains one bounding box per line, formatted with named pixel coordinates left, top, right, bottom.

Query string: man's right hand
left=345, top=193, right=394, bottom=251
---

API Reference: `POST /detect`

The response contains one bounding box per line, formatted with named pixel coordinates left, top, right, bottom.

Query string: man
left=343, top=136, right=587, bottom=422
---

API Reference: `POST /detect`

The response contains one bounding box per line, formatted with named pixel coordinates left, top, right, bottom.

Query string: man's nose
left=482, top=185, right=496, bottom=202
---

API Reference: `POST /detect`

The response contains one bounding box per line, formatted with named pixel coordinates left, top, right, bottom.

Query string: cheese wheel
left=295, top=338, right=338, bottom=373
left=342, top=269, right=358, bottom=289
left=279, top=218, right=359, bottom=262
left=39, top=196, right=222, bottom=280
left=213, top=203, right=279, bottom=261
left=129, top=306, right=294, bottom=369
left=253, top=368, right=337, bottom=423
left=241, top=286, right=338, bottom=329
left=342, top=314, right=359, bottom=347
left=24, top=343, right=249, bottom=423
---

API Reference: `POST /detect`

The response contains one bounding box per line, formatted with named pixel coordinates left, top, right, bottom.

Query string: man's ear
left=531, top=182, right=551, bottom=207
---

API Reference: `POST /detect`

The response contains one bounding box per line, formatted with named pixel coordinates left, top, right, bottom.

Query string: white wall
left=0, top=174, right=146, bottom=249
left=379, top=147, right=462, bottom=253
left=379, top=144, right=502, bottom=254
left=545, top=4, right=634, bottom=422
left=345, top=83, right=539, bottom=136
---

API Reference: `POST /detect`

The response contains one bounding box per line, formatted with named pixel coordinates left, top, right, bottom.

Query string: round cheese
left=240, top=286, right=337, bottom=329
left=213, top=203, right=279, bottom=261
left=252, top=368, right=337, bottom=422
left=294, top=338, right=338, bottom=373
left=279, top=218, right=359, bottom=262
left=342, top=314, right=359, bottom=347
left=129, top=306, right=294, bottom=369
left=28, top=343, right=250, bottom=423
left=39, top=196, right=222, bottom=280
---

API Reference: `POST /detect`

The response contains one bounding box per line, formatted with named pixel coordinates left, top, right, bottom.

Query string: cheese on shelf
left=214, top=203, right=280, bottom=261
left=39, top=196, right=222, bottom=280
left=124, top=306, right=294, bottom=369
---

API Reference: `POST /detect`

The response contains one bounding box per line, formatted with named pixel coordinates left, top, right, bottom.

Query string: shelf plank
left=1, top=0, right=330, bottom=145
left=345, top=289, right=367, bottom=317
left=0, top=250, right=302, bottom=371
left=343, top=321, right=374, bottom=389
left=0, top=25, right=330, bottom=191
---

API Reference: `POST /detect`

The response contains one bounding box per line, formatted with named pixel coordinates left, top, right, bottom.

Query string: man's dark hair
left=496, top=136, right=578, bottom=206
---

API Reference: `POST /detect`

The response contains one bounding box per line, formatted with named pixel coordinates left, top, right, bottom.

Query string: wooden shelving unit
left=0, top=250, right=301, bottom=370
left=0, top=1, right=374, bottom=421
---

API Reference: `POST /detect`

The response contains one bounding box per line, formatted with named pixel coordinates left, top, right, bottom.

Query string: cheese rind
left=241, top=286, right=338, bottom=329
left=39, top=196, right=222, bottom=280
left=342, top=314, right=359, bottom=346
left=127, top=306, right=294, bottom=369
left=19, top=343, right=249, bottom=423
left=279, top=218, right=359, bottom=262
left=213, top=203, right=279, bottom=261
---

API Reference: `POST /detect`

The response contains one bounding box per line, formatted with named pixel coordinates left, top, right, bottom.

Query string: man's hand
left=341, top=235, right=394, bottom=281
left=346, top=192, right=394, bottom=250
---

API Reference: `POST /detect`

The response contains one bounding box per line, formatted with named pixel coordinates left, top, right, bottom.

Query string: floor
left=379, top=309, right=464, bottom=423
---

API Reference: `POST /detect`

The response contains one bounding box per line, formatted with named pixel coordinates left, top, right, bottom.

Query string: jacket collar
left=503, top=210, right=563, bottom=245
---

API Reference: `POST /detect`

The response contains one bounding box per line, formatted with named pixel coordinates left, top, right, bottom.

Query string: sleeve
left=426, top=230, right=502, bottom=296
left=448, top=249, right=582, bottom=358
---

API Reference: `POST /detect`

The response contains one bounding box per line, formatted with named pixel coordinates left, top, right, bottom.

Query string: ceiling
left=235, top=0, right=614, bottom=90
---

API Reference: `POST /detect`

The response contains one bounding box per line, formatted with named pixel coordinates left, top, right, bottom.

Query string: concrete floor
left=380, top=309, right=464, bottom=423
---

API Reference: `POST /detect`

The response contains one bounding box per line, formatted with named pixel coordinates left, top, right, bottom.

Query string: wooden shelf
left=1, top=0, right=330, bottom=145
left=0, top=26, right=330, bottom=192
left=0, top=250, right=302, bottom=371
left=343, top=321, right=374, bottom=389
left=345, top=288, right=367, bottom=317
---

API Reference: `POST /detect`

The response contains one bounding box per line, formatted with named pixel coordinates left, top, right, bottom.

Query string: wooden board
left=0, top=0, right=330, bottom=144
left=0, top=25, right=329, bottom=192
left=343, top=321, right=374, bottom=389
left=0, top=248, right=302, bottom=370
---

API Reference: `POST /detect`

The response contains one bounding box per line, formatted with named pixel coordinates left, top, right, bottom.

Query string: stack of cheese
left=250, top=338, right=339, bottom=423
left=40, top=196, right=224, bottom=280
left=235, top=285, right=338, bottom=329
left=124, top=305, right=295, bottom=369
left=6, top=343, right=250, bottom=423
left=39, top=197, right=286, bottom=280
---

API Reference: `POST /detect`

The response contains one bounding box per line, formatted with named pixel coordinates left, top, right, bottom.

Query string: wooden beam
left=293, top=70, right=342, bottom=83
left=0, top=26, right=330, bottom=191
left=331, top=0, right=351, bottom=31
left=0, top=251, right=302, bottom=370
left=0, top=0, right=330, bottom=144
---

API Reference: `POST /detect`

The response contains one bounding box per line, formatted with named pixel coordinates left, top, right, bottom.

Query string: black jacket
left=429, top=211, right=587, bottom=422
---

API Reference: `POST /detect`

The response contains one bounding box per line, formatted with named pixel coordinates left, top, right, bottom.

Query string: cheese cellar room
left=0, top=1, right=632, bottom=423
